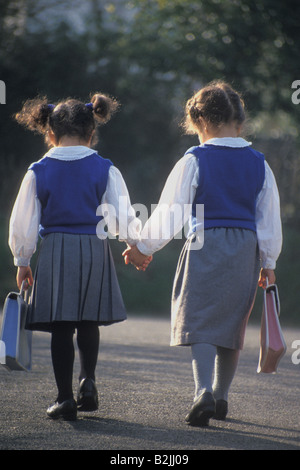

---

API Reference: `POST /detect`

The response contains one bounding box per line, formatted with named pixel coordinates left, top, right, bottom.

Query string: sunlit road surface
left=0, top=315, right=299, bottom=451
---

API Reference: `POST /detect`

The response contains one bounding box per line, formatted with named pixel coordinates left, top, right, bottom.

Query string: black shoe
left=47, top=399, right=77, bottom=421
left=77, top=378, right=99, bottom=411
left=214, top=399, right=228, bottom=420
left=185, top=391, right=216, bottom=427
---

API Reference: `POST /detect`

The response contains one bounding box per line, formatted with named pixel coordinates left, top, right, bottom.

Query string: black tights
left=51, top=322, right=100, bottom=403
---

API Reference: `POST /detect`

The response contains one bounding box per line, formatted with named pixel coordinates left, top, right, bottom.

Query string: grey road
left=0, top=315, right=299, bottom=452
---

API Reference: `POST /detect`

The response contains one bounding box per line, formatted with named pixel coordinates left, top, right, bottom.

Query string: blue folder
left=0, top=284, right=32, bottom=371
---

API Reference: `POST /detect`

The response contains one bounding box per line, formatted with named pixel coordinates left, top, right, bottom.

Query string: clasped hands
left=122, top=245, right=152, bottom=271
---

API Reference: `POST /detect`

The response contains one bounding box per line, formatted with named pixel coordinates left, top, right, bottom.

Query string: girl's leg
left=186, top=343, right=216, bottom=426
left=191, top=342, right=216, bottom=398
left=189, top=342, right=240, bottom=423
left=212, top=346, right=240, bottom=420
left=212, top=346, right=240, bottom=402
left=77, top=321, right=100, bottom=382
left=76, top=322, right=100, bottom=412
left=51, top=322, right=75, bottom=403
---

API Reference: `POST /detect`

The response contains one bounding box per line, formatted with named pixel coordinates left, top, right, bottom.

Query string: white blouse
left=9, top=139, right=283, bottom=270
left=137, top=137, right=282, bottom=269
left=9, top=146, right=142, bottom=266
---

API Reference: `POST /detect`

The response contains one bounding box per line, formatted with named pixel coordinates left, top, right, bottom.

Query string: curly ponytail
left=14, top=96, right=54, bottom=135
left=90, top=93, right=120, bottom=124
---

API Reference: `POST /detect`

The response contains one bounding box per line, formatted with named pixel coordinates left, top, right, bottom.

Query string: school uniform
left=9, top=145, right=141, bottom=332
left=137, top=137, right=282, bottom=350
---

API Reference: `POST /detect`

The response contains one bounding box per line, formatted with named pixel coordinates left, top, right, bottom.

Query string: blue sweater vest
left=30, top=153, right=113, bottom=236
left=187, top=144, right=265, bottom=232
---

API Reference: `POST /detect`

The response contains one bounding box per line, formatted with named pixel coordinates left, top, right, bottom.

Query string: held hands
left=122, top=245, right=153, bottom=271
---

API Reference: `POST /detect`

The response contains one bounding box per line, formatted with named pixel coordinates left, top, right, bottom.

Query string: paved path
left=0, top=315, right=299, bottom=452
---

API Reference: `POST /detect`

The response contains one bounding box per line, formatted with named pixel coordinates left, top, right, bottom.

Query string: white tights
left=191, top=342, right=240, bottom=402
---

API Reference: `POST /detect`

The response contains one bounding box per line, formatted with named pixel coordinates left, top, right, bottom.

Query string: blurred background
left=1, top=0, right=299, bottom=325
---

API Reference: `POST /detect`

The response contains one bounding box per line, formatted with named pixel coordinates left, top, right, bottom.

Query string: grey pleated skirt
left=26, top=233, right=126, bottom=332
left=171, top=228, right=261, bottom=350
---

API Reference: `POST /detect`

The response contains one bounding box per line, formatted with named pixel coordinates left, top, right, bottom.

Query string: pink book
left=257, top=283, right=286, bottom=374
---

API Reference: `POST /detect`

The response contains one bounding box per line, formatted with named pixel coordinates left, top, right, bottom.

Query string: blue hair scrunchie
left=85, top=102, right=93, bottom=110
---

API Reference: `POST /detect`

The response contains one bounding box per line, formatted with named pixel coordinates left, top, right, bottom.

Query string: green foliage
left=247, top=225, right=300, bottom=327
left=1, top=0, right=300, bottom=215
left=273, top=225, right=300, bottom=325
left=1, top=0, right=300, bottom=324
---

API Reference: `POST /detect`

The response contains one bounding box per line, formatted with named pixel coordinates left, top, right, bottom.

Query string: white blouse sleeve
left=256, top=161, right=282, bottom=269
left=9, top=170, right=41, bottom=267
left=137, top=154, right=198, bottom=256
left=99, top=166, right=142, bottom=245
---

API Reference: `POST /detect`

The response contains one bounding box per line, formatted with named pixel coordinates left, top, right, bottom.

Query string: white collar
left=200, top=137, right=252, bottom=148
left=44, top=146, right=96, bottom=161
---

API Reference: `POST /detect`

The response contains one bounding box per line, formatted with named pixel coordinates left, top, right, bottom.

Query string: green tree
left=1, top=0, right=300, bottom=317
left=104, top=0, right=300, bottom=219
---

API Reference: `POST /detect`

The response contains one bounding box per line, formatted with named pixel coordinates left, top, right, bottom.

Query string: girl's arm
left=256, top=161, right=282, bottom=283
left=9, top=170, right=41, bottom=267
left=136, top=154, right=198, bottom=256
left=9, top=170, right=41, bottom=288
left=100, top=166, right=142, bottom=245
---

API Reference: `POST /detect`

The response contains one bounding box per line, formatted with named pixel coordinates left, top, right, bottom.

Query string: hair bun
left=183, top=81, right=246, bottom=135
left=189, top=102, right=202, bottom=121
